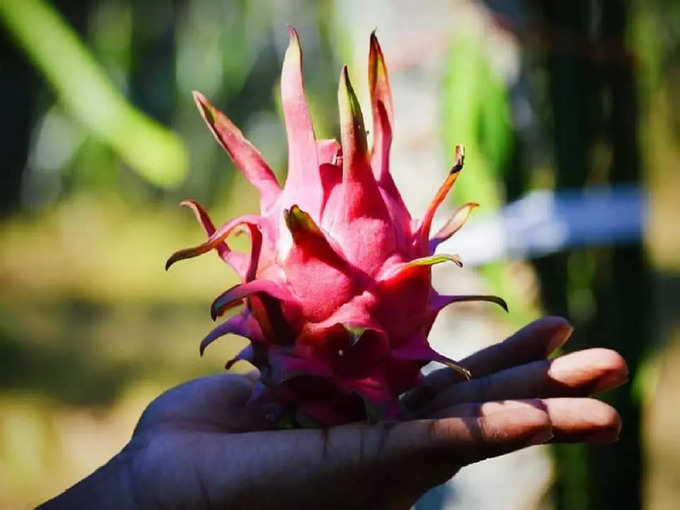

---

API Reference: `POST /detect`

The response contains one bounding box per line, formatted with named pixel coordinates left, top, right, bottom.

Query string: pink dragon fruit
left=166, top=28, right=506, bottom=426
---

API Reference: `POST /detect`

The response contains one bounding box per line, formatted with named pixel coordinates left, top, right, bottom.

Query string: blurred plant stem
left=0, top=0, right=187, bottom=188
left=534, top=3, right=647, bottom=509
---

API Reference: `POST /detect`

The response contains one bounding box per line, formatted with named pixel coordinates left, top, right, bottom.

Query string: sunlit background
left=1, top=0, right=679, bottom=508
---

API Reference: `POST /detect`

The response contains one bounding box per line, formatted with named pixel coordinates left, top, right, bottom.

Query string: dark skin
left=41, top=317, right=627, bottom=509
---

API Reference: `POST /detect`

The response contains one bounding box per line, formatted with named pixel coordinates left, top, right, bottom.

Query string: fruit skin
left=166, top=27, right=506, bottom=426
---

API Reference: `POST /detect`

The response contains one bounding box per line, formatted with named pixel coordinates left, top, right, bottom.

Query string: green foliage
left=442, top=35, right=513, bottom=208
left=0, top=0, right=188, bottom=188
left=441, top=34, right=536, bottom=327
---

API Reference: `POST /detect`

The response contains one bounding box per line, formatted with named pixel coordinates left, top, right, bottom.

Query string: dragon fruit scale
left=166, top=28, right=506, bottom=426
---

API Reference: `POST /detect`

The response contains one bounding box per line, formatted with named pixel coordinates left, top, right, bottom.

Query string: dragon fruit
left=166, top=28, right=506, bottom=426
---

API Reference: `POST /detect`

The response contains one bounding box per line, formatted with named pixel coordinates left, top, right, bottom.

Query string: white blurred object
left=443, top=185, right=646, bottom=265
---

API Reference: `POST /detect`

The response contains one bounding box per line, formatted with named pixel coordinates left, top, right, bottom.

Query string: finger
left=243, top=369, right=261, bottom=382
left=308, top=400, right=554, bottom=505
left=189, top=403, right=553, bottom=510
left=376, top=400, right=554, bottom=474
left=203, top=398, right=618, bottom=509
left=428, top=397, right=621, bottom=444
left=464, top=316, right=573, bottom=373
left=418, top=348, right=628, bottom=415
left=543, top=397, right=622, bottom=443
left=134, top=374, right=276, bottom=433
left=403, top=316, right=573, bottom=409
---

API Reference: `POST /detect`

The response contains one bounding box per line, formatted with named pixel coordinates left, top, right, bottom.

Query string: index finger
left=460, top=316, right=573, bottom=377
left=403, top=317, right=573, bottom=409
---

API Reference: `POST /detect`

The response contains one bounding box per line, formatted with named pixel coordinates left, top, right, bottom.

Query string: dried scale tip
left=442, top=360, right=472, bottom=381
left=416, top=144, right=467, bottom=246
left=451, top=144, right=465, bottom=173
left=166, top=28, right=506, bottom=426
left=430, top=202, right=480, bottom=252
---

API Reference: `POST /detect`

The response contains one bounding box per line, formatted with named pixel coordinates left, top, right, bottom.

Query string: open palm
left=43, top=317, right=626, bottom=510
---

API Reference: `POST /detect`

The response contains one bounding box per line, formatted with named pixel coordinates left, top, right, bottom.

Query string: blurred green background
left=1, top=0, right=679, bottom=508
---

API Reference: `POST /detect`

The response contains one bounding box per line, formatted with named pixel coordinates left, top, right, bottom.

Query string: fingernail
left=546, top=320, right=574, bottom=354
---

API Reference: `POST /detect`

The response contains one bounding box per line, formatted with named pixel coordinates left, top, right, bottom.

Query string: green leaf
left=0, top=0, right=188, bottom=188
left=404, top=254, right=463, bottom=269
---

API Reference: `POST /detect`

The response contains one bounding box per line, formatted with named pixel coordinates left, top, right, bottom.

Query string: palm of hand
left=87, top=318, right=627, bottom=510
left=127, top=374, right=440, bottom=509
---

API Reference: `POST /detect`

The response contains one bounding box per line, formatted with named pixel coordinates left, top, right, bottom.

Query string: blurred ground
left=0, top=191, right=253, bottom=507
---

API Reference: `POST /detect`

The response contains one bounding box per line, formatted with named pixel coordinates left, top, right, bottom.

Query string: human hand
left=41, top=317, right=627, bottom=510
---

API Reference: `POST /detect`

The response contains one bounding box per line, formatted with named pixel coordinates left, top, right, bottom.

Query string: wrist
left=38, top=448, right=138, bottom=509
